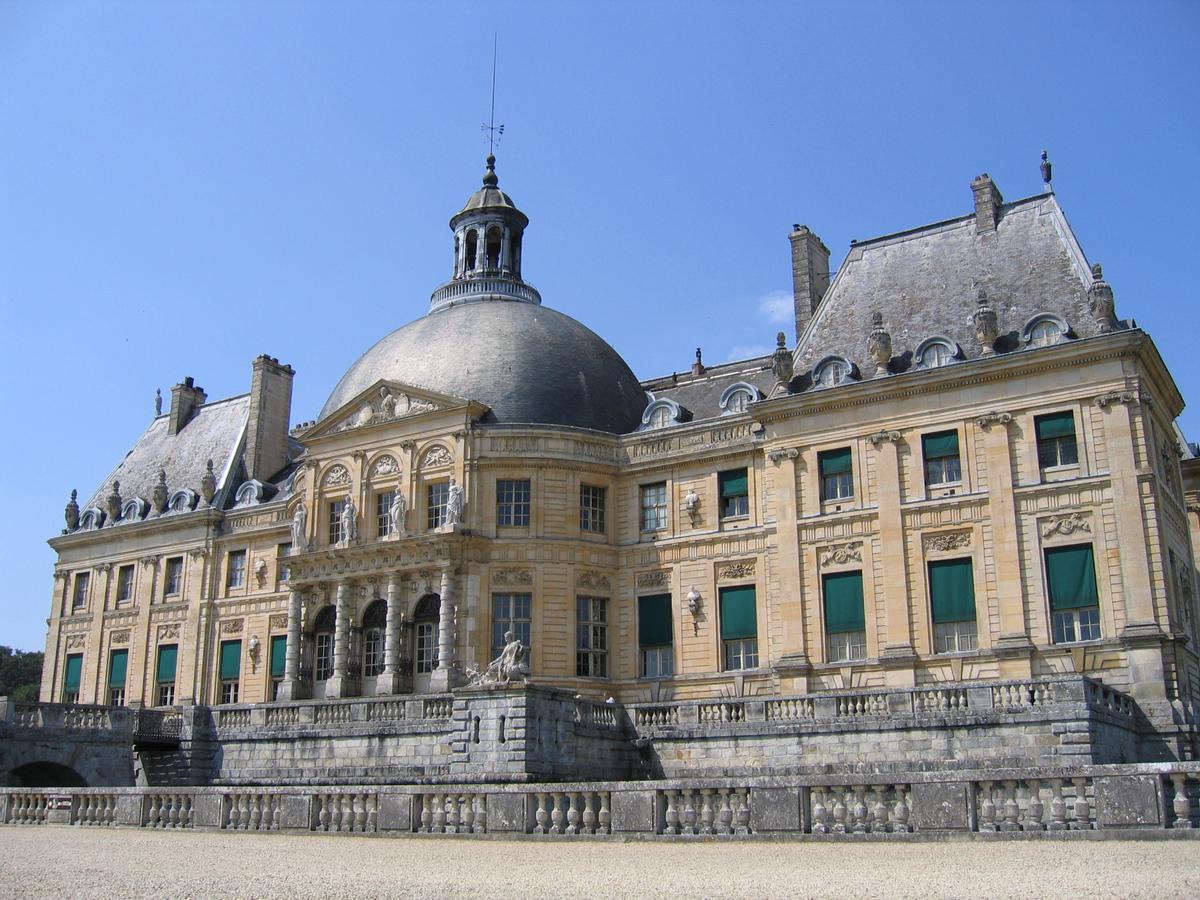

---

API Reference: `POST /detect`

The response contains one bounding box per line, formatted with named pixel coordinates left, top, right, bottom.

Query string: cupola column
left=473, top=227, right=487, bottom=272
left=326, top=579, right=354, bottom=699
left=501, top=225, right=512, bottom=273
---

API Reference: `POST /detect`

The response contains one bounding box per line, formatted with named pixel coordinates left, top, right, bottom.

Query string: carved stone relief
left=156, top=623, right=180, bottom=641
left=335, top=388, right=440, bottom=433
left=421, top=446, right=453, bottom=469
left=323, top=465, right=351, bottom=487
left=491, top=567, right=533, bottom=586
left=269, top=614, right=288, bottom=630
left=110, top=630, right=130, bottom=645
left=220, top=619, right=244, bottom=634
left=717, top=561, right=757, bottom=581
left=923, top=530, right=973, bottom=553
left=65, top=634, right=86, bottom=649
left=819, top=541, right=863, bottom=568
left=637, top=571, right=670, bottom=589
left=576, top=571, right=612, bottom=592
left=370, top=455, right=400, bottom=478
left=1042, top=513, right=1092, bottom=539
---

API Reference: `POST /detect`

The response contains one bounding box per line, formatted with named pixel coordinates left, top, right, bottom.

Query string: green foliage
left=0, top=646, right=44, bottom=701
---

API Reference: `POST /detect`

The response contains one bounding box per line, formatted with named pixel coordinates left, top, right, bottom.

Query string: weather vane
left=481, top=33, right=504, bottom=155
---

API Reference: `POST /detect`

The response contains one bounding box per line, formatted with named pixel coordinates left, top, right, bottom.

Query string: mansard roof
left=641, top=355, right=775, bottom=422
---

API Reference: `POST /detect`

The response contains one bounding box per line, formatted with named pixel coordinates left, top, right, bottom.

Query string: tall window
left=719, top=469, right=750, bottom=519
left=720, top=585, right=759, bottom=670
left=361, top=601, right=386, bottom=678
left=328, top=499, right=347, bottom=544
left=226, top=550, right=247, bottom=590
left=580, top=485, right=606, bottom=533
left=219, top=640, right=241, bottom=704
left=376, top=491, right=395, bottom=539
left=115, top=564, right=135, bottom=604
left=1046, top=544, right=1101, bottom=643
left=156, top=644, right=178, bottom=707
left=164, top=557, right=183, bottom=597
left=923, top=430, right=962, bottom=486
left=1035, top=411, right=1078, bottom=469
left=415, top=622, right=438, bottom=674
left=269, top=635, right=287, bottom=700
left=819, top=448, right=854, bottom=501
left=312, top=606, right=335, bottom=681
left=929, top=558, right=977, bottom=653
left=491, top=593, right=532, bottom=660
left=108, top=648, right=128, bottom=707
left=497, top=479, right=531, bottom=527
left=72, top=573, right=90, bottom=611
left=640, top=482, right=667, bottom=532
left=824, top=571, right=867, bottom=662
left=576, top=596, right=608, bottom=678
left=638, top=593, right=674, bottom=678
left=62, top=654, right=83, bottom=704
left=427, top=482, right=450, bottom=529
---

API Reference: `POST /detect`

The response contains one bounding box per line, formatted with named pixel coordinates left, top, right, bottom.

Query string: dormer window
left=718, top=382, right=762, bottom=416
left=1022, top=314, right=1070, bottom=348
left=914, top=337, right=960, bottom=370
left=650, top=406, right=671, bottom=428
left=812, top=357, right=855, bottom=389
left=639, top=398, right=687, bottom=431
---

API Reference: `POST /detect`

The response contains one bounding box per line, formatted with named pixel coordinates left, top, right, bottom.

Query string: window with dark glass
left=376, top=491, right=395, bottom=539
left=824, top=571, right=867, bottom=661
left=497, top=479, right=531, bottom=527
left=116, top=564, right=135, bottom=604
left=312, top=606, right=335, bottom=681
left=1035, top=411, right=1078, bottom=468
left=819, top=448, right=854, bottom=501
left=416, top=622, right=437, bottom=674
left=72, top=572, right=90, bottom=610
left=361, top=601, right=386, bottom=677
left=226, top=550, right=246, bottom=589
left=929, top=558, right=977, bottom=652
left=1046, top=544, right=1101, bottom=643
left=108, top=648, right=128, bottom=706
left=923, top=430, right=962, bottom=486
left=328, top=500, right=346, bottom=545
left=580, top=485, right=606, bottom=533
left=640, top=482, right=667, bottom=532
left=156, top=644, right=178, bottom=706
left=277, top=544, right=291, bottom=583
left=62, top=653, right=83, bottom=704
left=165, top=557, right=183, bottom=596
left=719, top=469, right=750, bottom=519
left=269, top=635, right=287, bottom=700
left=491, top=593, right=532, bottom=660
left=720, top=585, right=759, bottom=670
left=219, top=639, right=241, bottom=704
left=638, top=593, right=673, bottom=678
left=427, top=482, right=449, bottom=529
left=576, top=596, right=608, bottom=677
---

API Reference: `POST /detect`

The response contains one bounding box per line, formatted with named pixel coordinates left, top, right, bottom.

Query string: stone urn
left=866, top=311, right=891, bottom=376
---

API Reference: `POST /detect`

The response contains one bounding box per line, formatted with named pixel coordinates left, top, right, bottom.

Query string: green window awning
left=922, top=431, right=960, bottom=460
left=156, top=645, right=178, bottom=684
left=819, top=447, right=852, bottom=476
left=108, top=649, right=128, bottom=688
left=823, top=571, right=866, bottom=633
left=719, top=469, right=748, bottom=499
left=219, top=640, right=242, bottom=681
left=1046, top=544, right=1099, bottom=610
left=929, top=558, right=977, bottom=623
left=719, top=586, right=758, bottom=641
left=64, top=654, right=82, bottom=693
left=638, top=594, right=673, bottom=647
left=270, top=635, right=288, bottom=678
left=1036, top=411, right=1076, bottom=440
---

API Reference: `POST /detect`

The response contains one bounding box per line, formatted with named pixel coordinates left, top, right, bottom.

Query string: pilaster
left=869, top=430, right=916, bottom=675
left=768, top=448, right=809, bottom=680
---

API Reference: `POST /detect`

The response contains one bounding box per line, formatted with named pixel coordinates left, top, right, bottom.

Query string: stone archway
left=7, top=761, right=88, bottom=788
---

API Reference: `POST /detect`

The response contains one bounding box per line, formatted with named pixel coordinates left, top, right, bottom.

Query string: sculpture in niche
left=254, top=558, right=268, bottom=587
left=64, top=489, right=79, bottom=531
left=389, top=490, right=408, bottom=538
left=445, top=477, right=464, bottom=528
left=684, top=487, right=701, bottom=524
left=340, top=496, right=358, bottom=545
left=467, top=631, right=529, bottom=686
left=290, top=500, right=308, bottom=553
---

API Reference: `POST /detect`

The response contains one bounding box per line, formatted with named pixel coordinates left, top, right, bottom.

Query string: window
left=824, top=571, right=867, bottom=662
left=72, top=573, right=90, bottom=610
left=376, top=491, right=395, bottom=539
left=580, top=485, right=606, bottom=533
left=116, top=565, right=135, bottom=604
left=1029, top=319, right=1062, bottom=347
left=929, top=559, right=977, bottom=653
left=1035, top=411, right=1078, bottom=469
left=640, top=482, right=667, bottom=532
left=156, top=644, right=178, bottom=707
left=497, top=479, right=531, bottom=527
left=108, top=648, right=128, bottom=707
left=416, top=622, right=438, bottom=674
left=720, top=586, right=759, bottom=670
left=649, top=406, right=672, bottom=429
left=819, top=448, right=854, bottom=501
left=226, top=550, right=247, bottom=590
left=638, top=593, right=674, bottom=678
left=814, top=358, right=850, bottom=388
left=427, top=482, right=450, bottom=530
left=277, top=544, right=291, bottom=584
left=916, top=340, right=956, bottom=369
left=361, top=601, right=386, bottom=678
left=219, top=640, right=241, bottom=704
left=313, top=606, right=335, bottom=681
left=328, top=499, right=346, bottom=545
left=1046, top=544, right=1101, bottom=643
left=269, top=635, right=287, bottom=700
left=491, top=593, right=532, bottom=660
left=725, top=390, right=752, bottom=414
left=923, top=431, right=962, bottom=486
left=719, top=469, right=750, bottom=519
left=62, top=654, right=83, bottom=704
left=165, top=557, right=183, bottom=597
left=576, top=596, right=608, bottom=678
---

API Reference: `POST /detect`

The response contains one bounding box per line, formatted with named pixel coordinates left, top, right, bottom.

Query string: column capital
left=866, top=429, right=901, bottom=448
left=976, top=411, right=1013, bottom=430
left=1093, top=389, right=1148, bottom=411
left=767, top=447, right=800, bottom=465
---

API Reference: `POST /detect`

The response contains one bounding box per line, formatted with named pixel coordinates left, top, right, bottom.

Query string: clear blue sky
left=2, top=1, right=1198, bottom=652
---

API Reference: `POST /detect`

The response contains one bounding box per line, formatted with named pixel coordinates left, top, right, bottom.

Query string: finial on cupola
left=483, top=153, right=498, bottom=188
left=155, top=388, right=162, bottom=416
left=1040, top=150, right=1053, bottom=192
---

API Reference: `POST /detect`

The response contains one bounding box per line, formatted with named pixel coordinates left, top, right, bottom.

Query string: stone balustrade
left=574, top=699, right=619, bottom=729
left=809, top=784, right=911, bottom=834
left=222, top=792, right=282, bottom=831
left=12, top=702, right=116, bottom=732
left=74, top=793, right=119, bottom=826
left=429, top=275, right=541, bottom=310
left=662, top=787, right=749, bottom=835
left=530, top=790, right=611, bottom=835
left=314, top=793, right=378, bottom=833
left=973, top=777, right=1094, bottom=831
left=211, top=694, right=454, bottom=734
left=418, top=792, right=487, bottom=834
left=143, top=793, right=192, bottom=828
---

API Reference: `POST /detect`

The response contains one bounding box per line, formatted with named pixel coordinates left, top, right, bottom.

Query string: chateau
left=5, top=154, right=1200, bottom=835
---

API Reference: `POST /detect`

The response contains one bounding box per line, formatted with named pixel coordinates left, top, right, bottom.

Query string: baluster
left=549, top=792, right=564, bottom=835
left=169, top=795, right=180, bottom=828
left=451, top=794, right=465, bottom=834
left=1071, top=779, right=1091, bottom=830
left=598, top=792, right=611, bottom=835
left=460, top=794, right=474, bottom=835
left=664, top=790, right=680, bottom=835
left=978, top=781, right=996, bottom=831
left=699, top=790, right=715, bottom=835
left=735, top=789, right=751, bottom=835
left=357, top=793, right=369, bottom=832
left=77, top=795, right=89, bottom=826
left=892, top=786, right=911, bottom=834
left=228, top=795, right=240, bottom=830
left=582, top=793, right=596, bottom=835
left=146, top=796, right=159, bottom=828
left=367, top=795, right=378, bottom=833
left=682, top=789, right=697, bottom=835
left=1048, top=779, right=1067, bottom=831
left=104, top=795, right=115, bottom=826
left=717, top=788, right=733, bottom=835
left=533, top=792, right=548, bottom=834
left=473, top=795, right=486, bottom=834
left=1025, top=780, right=1044, bottom=831
left=241, top=794, right=252, bottom=830
left=812, top=789, right=828, bottom=834
left=330, top=795, right=343, bottom=833
left=870, top=785, right=888, bottom=833
left=832, top=788, right=848, bottom=834
left=851, top=786, right=869, bottom=834
left=1002, top=781, right=1020, bottom=832
left=250, top=795, right=263, bottom=831
left=566, top=792, right=580, bottom=835
left=432, top=793, right=447, bottom=834
left=317, top=795, right=328, bottom=832
left=1170, top=775, right=1193, bottom=829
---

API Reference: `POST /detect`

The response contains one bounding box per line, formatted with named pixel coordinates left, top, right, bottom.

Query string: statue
left=290, top=500, right=308, bottom=552
left=469, top=631, right=529, bottom=686
left=684, top=487, right=700, bottom=523
left=445, top=477, right=464, bottom=528
left=379, top=387, right=397, bottom=419
left=340, top=496, right=358, bottom=544
left=388, top=490, right=408, bottom=537
left=154, top=388, right=162, bottom=416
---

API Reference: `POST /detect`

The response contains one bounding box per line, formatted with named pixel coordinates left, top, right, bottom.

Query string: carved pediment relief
left=304, top=380, right=479, bottom=440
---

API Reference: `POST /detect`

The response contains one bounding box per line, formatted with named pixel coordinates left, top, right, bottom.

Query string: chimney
left=168, top=377, right=207, bottom=436
left=245, top=354, right=295, bottom=482
left=971, top=173, right=1004, bottom=233
left=789, top=225, right=830, bottom=342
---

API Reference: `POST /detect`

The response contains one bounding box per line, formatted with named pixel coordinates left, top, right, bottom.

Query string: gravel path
left=1, top=828, right=1197, bottom=899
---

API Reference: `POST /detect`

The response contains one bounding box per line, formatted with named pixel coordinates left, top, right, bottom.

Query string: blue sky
left=2, top=1, right=1198, bottom=652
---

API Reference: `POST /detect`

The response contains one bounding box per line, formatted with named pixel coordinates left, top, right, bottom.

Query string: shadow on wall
left=6, top=762, right=87, bottom=788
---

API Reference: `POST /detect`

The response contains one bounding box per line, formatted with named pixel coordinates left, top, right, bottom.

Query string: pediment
left=303, top=380, right=482, bottom=440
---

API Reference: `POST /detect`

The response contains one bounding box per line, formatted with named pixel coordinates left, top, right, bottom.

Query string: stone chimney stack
left=789, top=225, right=830, bottom=342
left=245, top=354, right=295, bottom=482
left=168, top=377, right=207, bottom=436
left=971, top=174, right=1004, bottom=233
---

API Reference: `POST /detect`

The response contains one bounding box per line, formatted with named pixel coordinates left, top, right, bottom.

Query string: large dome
left=320, top=298, right=648, bottom=434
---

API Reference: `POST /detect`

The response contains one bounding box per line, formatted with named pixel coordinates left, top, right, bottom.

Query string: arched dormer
left=913, top=336, right=962, bottom=370
left=167, top=489, right=198, bottom=513
left=234, top=480, right=266, bottom=508
left=1022, top=313, right=1071, bottom=348
left=718, top=382, right=763, bottom=415
left=120, top=497, right=148, bottom=523
left=79, top=506, right=105, bottom=531
left=639, top=398, right=689, bottom=431
left=811, top=356, right=858, bottom=389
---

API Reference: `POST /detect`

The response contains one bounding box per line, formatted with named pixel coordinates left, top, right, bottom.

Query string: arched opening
left=311, top=605, right=336, bottom=685
left=464, top=230, right=478, bottom=273
left=361, top=599, right=387, bottom=678
left=412, top=593, right=440, bottom=681
left=9, top=762, right=87, bottom=788
left=486, top=226, right=502, bottom=271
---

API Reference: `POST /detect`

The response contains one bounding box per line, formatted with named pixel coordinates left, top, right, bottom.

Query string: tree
left=0, top=646, right=44, bottom=702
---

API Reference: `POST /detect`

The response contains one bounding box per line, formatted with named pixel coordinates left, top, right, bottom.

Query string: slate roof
left=793, top=193, right=1103, bottom=376
left=641, top=356, right=776, bottom=423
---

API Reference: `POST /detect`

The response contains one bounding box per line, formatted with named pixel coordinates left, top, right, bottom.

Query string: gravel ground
left=1, top=828, right=1197, bottom=899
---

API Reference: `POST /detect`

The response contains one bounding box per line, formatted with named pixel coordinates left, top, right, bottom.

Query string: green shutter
left=1046, top=545, right=1099, bottom=610
left=823, top=571, right=866, bottom=633
left=108, top=649, right=128, bottom=688
left=638, top=594, right=673, bottom=647
left=929, top=559, right=976, bottom=624
left=270, top=635, right=288, bottom=678
left=64, top=654, right=83, bottom=692
left=1036, top=411, right=1075, bottom=440
left=819, top=447, right=853, bottom=476
left=156, top=645, right=178, bottom=684
left=719, top=469, right=748, bottom=499
left=219, top=640, right=242, bottom=681
left=922, top=431, right=960, bottom=460
left=719, top=586, right=758, bottom=640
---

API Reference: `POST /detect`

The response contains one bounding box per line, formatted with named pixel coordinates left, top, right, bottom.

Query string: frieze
left=923, top=530, right=972, bottom=553
left=421, top=446, right=453, bottom=469
left=637, top=571, right=670, bottom=589
left=370, top=455, right=400, bottom=478
left=227, top=510, right=289, bottom=532
left=65, top=634, right=86, bottom=649
left=220, top=619, right=244, bottom=634
left=110, top=630, right=130, bottom=645
left=323, top=465, right=351, bottom=487
left=818, top=541, right=863, bottom=567
left=717, top=561, right=757, bottom=581
left=491, top=567, right=533, bottom=586
left=576, top=571, right=612, bottom=592
left=625, top=423, right=755, bottom=464
left=335, top=388, right=439, bottom=433
left=1042, top=513, right=1092, bottom=539
left=489, top=436, right=542, bottom=453
left=572, top=440, right=620, bottom=464
left=269, top=614, right=288, bottom=630
left=156, top=623, right=180, bottom=641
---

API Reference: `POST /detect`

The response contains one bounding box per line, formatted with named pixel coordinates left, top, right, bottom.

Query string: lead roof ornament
left=200, top=459, right=216, bottom=507
left=105, top=480, right=122, bottom=523
left=771, top=332, right=794, bottom=388
left=1087, top=263, right=1117, bottom=333
left=973, top=287, right=999, bottom=356
left=866, top=311, right=891, bottom=377
left=64, top=489, right=79, bottom=531
left=152, top=469, right=168, bottom=515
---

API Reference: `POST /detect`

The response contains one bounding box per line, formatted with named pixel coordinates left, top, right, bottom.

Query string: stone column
left=431, top=568, right=458, bottom=691
left=326, top=579, right=354, bottom=699
left=768, top=448, right=809, bottom=686
left=500, top=226, right=512, bottom=273
left=377, top=573, right=404, bottom=695
left=473, top=227, right=486, bottom=272
left=870, top=430, right=916, bottom=683
left=277, top=588, right=307, bottom=701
